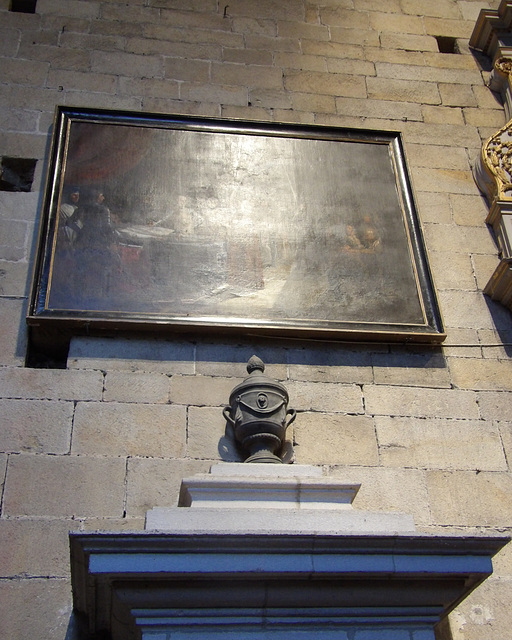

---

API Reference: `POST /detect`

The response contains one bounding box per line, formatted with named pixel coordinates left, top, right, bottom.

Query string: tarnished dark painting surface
left=30, top=108, right=444, bottom=342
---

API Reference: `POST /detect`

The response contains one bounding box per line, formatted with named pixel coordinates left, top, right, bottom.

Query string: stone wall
left=1, top=0, right=512, bottom=638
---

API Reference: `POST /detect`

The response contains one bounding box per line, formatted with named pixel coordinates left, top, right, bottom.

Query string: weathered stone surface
left=0, top=518, right=80, bottom=577
left=364, top=385, right=479, bottom=419
left=0, top=367, right=103, bottom=401
left=479, top=391, right=512, bottom=422
left=125, top=457, right=211, bottom=516
left=103, top=371, right=170, bottom=403
left=170, top=374, right=242, bottom=407
left=72, top=402, right=186, bottom=457
left=3, top=454, right=126, bottom=517
left=0, top=399, right=73, bottom=453
left=328, top=465, right=430, bottom=526
left=448, top=357, right=512, bottom=391
left=187, top=405, right=242, bottom=462
left=293, top=412, right=378, bottom=466
left=371, top=352, right=451, bottom=388
left=0, top=578, right=72, bottom=640
left=376, top=416, right=506, bottom=471
left=67, top=336, right=195, bottom=373
left=286, top=380, right=363, bottom=413
left=427, top=470, right=512, bottom=526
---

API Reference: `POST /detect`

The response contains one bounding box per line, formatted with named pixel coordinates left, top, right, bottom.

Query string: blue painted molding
left=70, top=531, right=509, bottom=639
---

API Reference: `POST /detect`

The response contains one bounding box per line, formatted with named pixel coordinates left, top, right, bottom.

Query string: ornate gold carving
left=481, top=119, right=512, bottom=199
left=495, top=56, right=512, bottom=76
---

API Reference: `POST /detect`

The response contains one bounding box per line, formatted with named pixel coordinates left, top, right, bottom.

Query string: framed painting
left=28, top=107, right=445, bottom=344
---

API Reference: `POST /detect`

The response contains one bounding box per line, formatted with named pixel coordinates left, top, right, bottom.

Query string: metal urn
left=223, top=355, right=296, bottom=463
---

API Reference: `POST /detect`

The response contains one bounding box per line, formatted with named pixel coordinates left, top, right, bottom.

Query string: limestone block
left=423, top=224, right=497, bottom=255
left=0, top=399, right=73, bottom=454
left=318, top=7, right=370, bottom=29
left=0, top=219, right=30, bottom=261
left=479, top=329, right=512, bottom=359
left=422, top=105, right=465, bottom=125
left=450, top=193, right=489, bottom=226
left=403, top=0, right=461, bottom=19
left=103, top=371, right=170, bottom=403
left=100, top=3, right=160, bottom=23
left=0, top=517, right=80, bottom=577
left=329, top=26, right=380, bottom=47
left=292, top=93, right=336, bottom=113
left=335, top=96, right=422, bottom=121
left=67, top=336, right=195, bottom=373
left=414, top=191, right=451, bottom=224
left=224, top=0, right=304, bottom=20
left=0, top=259, right=30, bottom=297
left=293, top=412, right=378, bottom=466
left=286, top=380, right=362, bottom=413
left=90, top=50, right=162, bottom=77
left=464, top=107, right=506, bottom=127
left=369, top=11, right=424, bottom=34
left=401, top=121, right=482, bottom=148
left=46, top=69, right=117, bottom=94
left=448, top=357, right=512, bottom=391
left=247, top=88, right=293, bottom=109
left=81, top=516, right=145, bottom=531
left=125, top=457, right=211, bottom=516
left=232, top=17, right=278, bottom=37
left=0, top=27, right=20, bottom=57
left=423, top=16, right=476, bottom=39
left=499, top=422, right=512, bottom=476
left=284, top=70, right=366, bottom=97
left=3, top=454, right=126, bottom=517
left=0, top=367, right=103, bottom=401
left=0, top=190, right=40, bottom=222
left=471, top=84, right=504, bottom=110
left=287, top=350, right=373, bottom=384
left=37, top=0, right=100, bottom=18
left=327, top=466, right=430, bottom=526
left=427, top=470, right=512, bottom=526
left=366, top=46, right=425, bottom=66
left=438, top=290, right=496, bottom=330
left=181, top=82, right=248, bottom=106
left=326, top=58, right=376, bottom=76
left=479, top=391, right=512, bottom=422
left=376, top=416, right=506, bottom=471
left=0, top=578, right=72, bottom=640
left=379, top=32, right=439, bottom=53
left=446, top=578, right=512, bottom=640
left=212, top=63, right=283, bottom=90
left=439, top=82, right=478, bottom=107
left=222, top=47, right=273, bottom=66
left=472, top=254, right=501, bottom=291
left=371, top=352, right=451, bottom=388
left=442, top=328, right=481, bottom=358
left=187, top=405, right=241, bottom=462
left=245, top=34, right=301, bottom=54
left=273, top=52, right=326, bottom=72
left=407, top=144, right=470, bottom=171
left=0, top=57, right=49, bottom=87
left=277, top=20, right=329, bottom=41
left=170, top=374, right=241, bottom=407
left=72, top=402, right=186, bottom=458
left=364, top=385, right=479, bottom=419
left=428, top=251, right=476, bottom=291
left=367, top=77, right=440, bottom=104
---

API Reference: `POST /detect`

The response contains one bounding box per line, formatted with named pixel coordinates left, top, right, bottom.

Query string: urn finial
left=223, top=356, right=296, bottom=463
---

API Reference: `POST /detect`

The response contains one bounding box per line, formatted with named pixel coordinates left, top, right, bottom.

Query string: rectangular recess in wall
left=27, top=106, right=445, bottom=345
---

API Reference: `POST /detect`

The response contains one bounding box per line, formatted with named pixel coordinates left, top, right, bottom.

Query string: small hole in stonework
left=0, top=157, right=37, bottom=192
left=9, top=0, right=37, bottom=12
left=435, top=35, right=459, bottom=54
